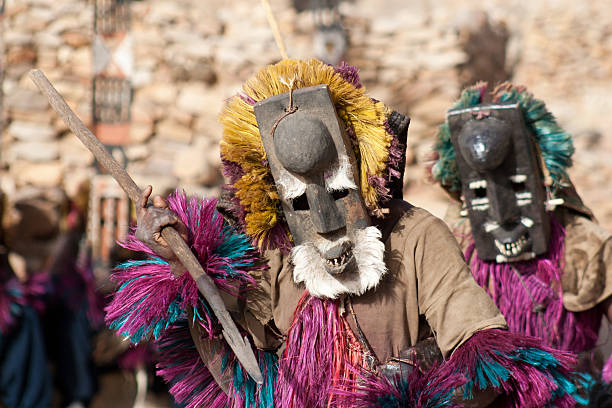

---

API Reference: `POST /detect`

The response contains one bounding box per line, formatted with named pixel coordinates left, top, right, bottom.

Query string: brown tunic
left=243, top=200, right=506, bottom=363
left=444, top=202, right=612, bottom=314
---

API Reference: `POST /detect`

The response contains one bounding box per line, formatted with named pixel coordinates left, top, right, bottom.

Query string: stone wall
left=1, top=0, right=611, bottom=229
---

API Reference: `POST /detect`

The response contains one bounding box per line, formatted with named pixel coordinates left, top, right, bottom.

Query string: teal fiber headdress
left=431, top=83, right=574, bottom=197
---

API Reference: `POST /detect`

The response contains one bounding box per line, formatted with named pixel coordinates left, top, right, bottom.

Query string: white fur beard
left=291, top=226, right=387, bottom=299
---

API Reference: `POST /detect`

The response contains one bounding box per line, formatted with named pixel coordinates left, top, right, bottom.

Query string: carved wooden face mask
left=255, top=85, right=386, bottom=298
left=448, top=102, right=550, bottom=263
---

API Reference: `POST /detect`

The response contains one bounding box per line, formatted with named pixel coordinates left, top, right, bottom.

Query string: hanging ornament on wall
left=311, top=0, right=348, bottom=65
left=90, top=0, right=133, bottom=283
left=93, top=0, right=133, bottom=145
left=87, top=172, right=131, bottom=285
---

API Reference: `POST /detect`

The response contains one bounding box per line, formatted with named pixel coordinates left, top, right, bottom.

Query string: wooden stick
left=261, top=0, right=289, bottom=60
left=28, top=69, right=263, bottom=385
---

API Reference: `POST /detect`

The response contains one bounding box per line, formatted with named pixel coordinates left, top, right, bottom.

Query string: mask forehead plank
left=254, top=85, right=370, bottom=245
left=448, top=103, right=551, bottom=262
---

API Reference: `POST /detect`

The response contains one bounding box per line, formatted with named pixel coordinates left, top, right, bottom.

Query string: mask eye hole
left=291, top=193, right=309, bottom=211
left=511, top=181, right=526, bottom=193
left=468, top=180, right=487, bottom=198
left=331, top=189, right=349, bottom=201
left=473, top=187, right=487, bottom=198
left=510, top=175, right=527, bottom=193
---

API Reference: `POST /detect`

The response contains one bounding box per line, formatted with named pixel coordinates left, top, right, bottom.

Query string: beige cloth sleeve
left=442, top=201, right=472, bottom=253
left=559, top=208, right=612, bottom=312
left=412, top=212, right=506, bottom=357
left=240, top=249, right=288, bottom=350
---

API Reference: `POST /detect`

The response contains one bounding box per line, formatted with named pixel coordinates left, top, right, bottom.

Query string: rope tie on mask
left=270, top=77, right=299, bottom=138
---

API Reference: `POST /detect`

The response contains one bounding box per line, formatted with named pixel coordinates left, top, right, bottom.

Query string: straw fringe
left=156, top=322, right=229, bottom=408
left=334, top=363, right=461, bottom=408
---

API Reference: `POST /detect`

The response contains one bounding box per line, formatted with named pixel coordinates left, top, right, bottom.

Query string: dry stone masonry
left=1, top=0, right=611, bottom=229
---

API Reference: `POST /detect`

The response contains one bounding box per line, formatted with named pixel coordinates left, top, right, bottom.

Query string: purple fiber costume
left=432, top=83, right=612, bottom=386
left=447, top=202, right=612, bottom=380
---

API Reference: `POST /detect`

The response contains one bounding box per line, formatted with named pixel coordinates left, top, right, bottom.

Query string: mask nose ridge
left=486, top=182, right=520, bottom=225
left=305, top=184, right=345, bottom=234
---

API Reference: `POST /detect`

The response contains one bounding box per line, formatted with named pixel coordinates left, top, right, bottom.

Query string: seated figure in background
left=0, top=189, right=51, bottom=408
left=106, top=60, right=581, bottom=407
left=431, top=83, right=612, bottom=403
left=0, top=187, right=98, bottom=408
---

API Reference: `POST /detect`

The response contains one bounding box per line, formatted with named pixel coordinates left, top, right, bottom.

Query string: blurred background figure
left=0, top=189, right=52, bottom=408
left=0, top=186, right=96, bottom=408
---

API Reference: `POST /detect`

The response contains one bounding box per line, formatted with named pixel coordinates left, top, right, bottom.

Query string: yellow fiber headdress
left=220, top=59, right=403, bottom=251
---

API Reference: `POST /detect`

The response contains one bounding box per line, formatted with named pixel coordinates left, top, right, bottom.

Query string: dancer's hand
left=135, top=185, right=189, bottom=261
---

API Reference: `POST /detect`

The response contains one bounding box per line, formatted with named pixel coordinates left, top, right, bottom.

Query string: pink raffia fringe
left=105, top=191, right=275, bottom=406
left=155, top=323, right=229, bottom=408
left=436, top=328, right=577, bottom=408
left=275, top=293, right=366, bottom=408
left=334, top=362, right=462, bottom=408
left=276, top=292, right=460, bottom=407
left=466, top=215, right=601, bottom=353
left=336, top=328, right=577, bottom=407
left=105, top=191, right=260, bottom=343
left=0, top=277, right=25, bottom=334
left=603, top=355, right=612, bottom=383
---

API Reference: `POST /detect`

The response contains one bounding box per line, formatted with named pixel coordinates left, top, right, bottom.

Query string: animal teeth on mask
left=325, top=252, right=349, bottom=267
left=516, top=192, right=533, bottom=206
left=291, top=226, right=387, bottom=299
left=494, top=240, right=505, bottom=253
left=468, top=180, right=487, bottom=189
left=495, top=234, right=528, bottom=257
left=471, top=197, right=490, bottom=211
